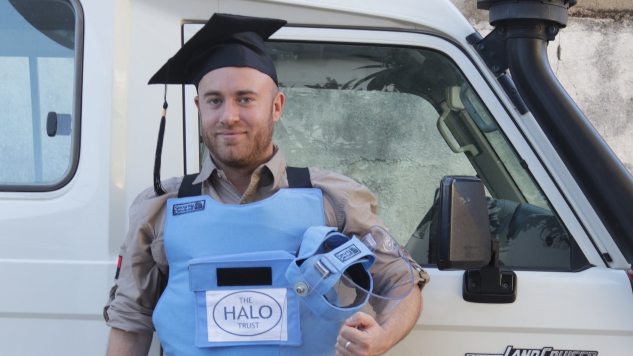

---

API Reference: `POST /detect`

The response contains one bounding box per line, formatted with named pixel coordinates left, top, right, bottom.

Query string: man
left=104, top=13, right=428, bottom=356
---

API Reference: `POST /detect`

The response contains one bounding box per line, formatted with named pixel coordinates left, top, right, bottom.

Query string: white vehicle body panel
left=0, top=0, right=631, bottom=355
left=392, top=268, right=633, bottom=355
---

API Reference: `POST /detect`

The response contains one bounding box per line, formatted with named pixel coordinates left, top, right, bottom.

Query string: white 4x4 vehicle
left=1, top=0, right=631, bottom=355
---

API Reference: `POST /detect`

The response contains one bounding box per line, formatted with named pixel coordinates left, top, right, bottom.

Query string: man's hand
left=335, top=289, right=422, bottom=355
left=335, top=312, right=390, bottom=356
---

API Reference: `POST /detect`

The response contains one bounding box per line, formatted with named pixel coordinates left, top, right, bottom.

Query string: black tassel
left=153, top=93, right=168, bottom=196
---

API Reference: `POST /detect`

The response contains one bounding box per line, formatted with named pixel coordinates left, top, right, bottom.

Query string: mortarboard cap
left=148, top=13, right=286, bottom=86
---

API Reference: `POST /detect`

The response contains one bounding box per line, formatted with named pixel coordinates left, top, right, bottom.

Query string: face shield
left=286, top=225, right=417, bottom=322
left=358, top=225, right=417, bottom=320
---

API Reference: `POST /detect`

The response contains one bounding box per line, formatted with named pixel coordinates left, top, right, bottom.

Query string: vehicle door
left=0, top=0, right=116, bottom=355
left=181, top=24, right=633, bottom=355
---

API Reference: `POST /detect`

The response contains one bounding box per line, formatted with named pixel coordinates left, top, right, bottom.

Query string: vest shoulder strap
left=177, top=166, right=312, bottom=198
left=177, top=173, right=202, bottom=198
left=286, top=166, right=313, bottom=189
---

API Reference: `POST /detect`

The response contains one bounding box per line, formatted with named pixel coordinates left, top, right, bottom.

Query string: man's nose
left=219, top=100, right=239, bottom=125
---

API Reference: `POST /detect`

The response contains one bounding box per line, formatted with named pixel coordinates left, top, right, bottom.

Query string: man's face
left=195, top=67, right=284, bottom=170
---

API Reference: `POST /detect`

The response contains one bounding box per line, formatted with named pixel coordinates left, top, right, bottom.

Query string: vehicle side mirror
left=436, top=176, right=491, bottom=270
left=436, top=176, right=517, bottom=303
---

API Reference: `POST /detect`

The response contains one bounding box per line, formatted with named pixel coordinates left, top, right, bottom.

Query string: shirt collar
left=193, top=146, right=287, bottom=190
left=262, top=146, right=287, bottom=190
left=192, top=151, right=217, bottom=185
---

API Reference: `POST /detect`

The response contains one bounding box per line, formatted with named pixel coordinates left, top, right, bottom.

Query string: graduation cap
left=149, top=13, right=287, bottom=195
left=149, top=13, right=286, bottom=86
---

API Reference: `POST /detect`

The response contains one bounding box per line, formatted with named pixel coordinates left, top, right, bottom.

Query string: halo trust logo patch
left=208, top=289, right=286, bottom=340
left=172, top=200, right=205, bottom=216
left=335, top=245, right=361, bottom=263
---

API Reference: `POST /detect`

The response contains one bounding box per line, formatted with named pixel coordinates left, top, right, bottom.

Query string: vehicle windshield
left=267, top=41, right=579, bottom=271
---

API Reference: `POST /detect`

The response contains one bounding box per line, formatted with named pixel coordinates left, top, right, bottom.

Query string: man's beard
left=203, top=115, right=275, bottom=170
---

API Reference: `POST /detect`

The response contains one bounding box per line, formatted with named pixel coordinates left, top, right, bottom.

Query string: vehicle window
left=0, top=0, right=81, bottom=190
left=269, top=41, right=584, bottom=271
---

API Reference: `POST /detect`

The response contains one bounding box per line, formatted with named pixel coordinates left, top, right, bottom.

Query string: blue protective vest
left=153, top=188, right=346, bottom=355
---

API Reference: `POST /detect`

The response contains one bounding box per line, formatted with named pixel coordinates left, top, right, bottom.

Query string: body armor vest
left=153, top=187, right=345, bottom=355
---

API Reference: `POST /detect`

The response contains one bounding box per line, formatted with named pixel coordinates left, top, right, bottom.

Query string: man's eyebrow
left=201, top=89, right=258, bottom=98
left=235, top=89, right=258, bottom=96
left=201, top=90, right=222, bottom=98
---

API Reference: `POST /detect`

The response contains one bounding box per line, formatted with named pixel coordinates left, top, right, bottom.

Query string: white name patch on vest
left=206, top=289, right=288, bottom=343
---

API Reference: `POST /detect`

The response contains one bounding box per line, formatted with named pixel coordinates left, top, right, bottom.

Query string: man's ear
left=272, top=90, right=285, bottom=123
left=194, top=95, right=200, bottom=110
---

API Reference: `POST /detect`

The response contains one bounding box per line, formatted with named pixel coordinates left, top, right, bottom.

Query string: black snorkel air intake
left=470, top=0, right=633, bottom=263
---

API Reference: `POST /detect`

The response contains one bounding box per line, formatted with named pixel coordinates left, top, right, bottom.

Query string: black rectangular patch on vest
left=173, top=200, right=206, bottom=216
left=335, top=245, right=361, bottom=263
left=217, top=267, right=273, bottom=286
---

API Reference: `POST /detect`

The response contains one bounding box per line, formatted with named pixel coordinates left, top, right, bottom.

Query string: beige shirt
left=104, top=149, right=428, bottom=333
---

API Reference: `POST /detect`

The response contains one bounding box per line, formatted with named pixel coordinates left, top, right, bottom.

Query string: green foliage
left=305, top=48, right=464, bottom=111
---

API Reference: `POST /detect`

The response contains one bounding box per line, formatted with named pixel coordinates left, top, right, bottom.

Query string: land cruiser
left=1, top=0, right=631, bottom=354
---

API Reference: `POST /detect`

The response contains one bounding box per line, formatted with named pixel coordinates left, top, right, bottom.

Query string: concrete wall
left=451, top=0, right=633, bottom=174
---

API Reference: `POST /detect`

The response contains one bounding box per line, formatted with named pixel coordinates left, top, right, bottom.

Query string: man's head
left=195, top=66, right=285, bottom=170
left=149, top=13, right=287, bottom=171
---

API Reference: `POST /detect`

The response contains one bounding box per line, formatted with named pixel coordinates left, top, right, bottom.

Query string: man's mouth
left=217, top=131, right=246, bottom=138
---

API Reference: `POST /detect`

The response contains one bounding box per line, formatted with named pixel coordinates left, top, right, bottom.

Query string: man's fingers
left=345, top=311, right=377, bottom=328
left=339, top=324, right=366, bottom=343
left=335, top=335, right=356, bottom=356
left=340, top=311, right=380, bottom=343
